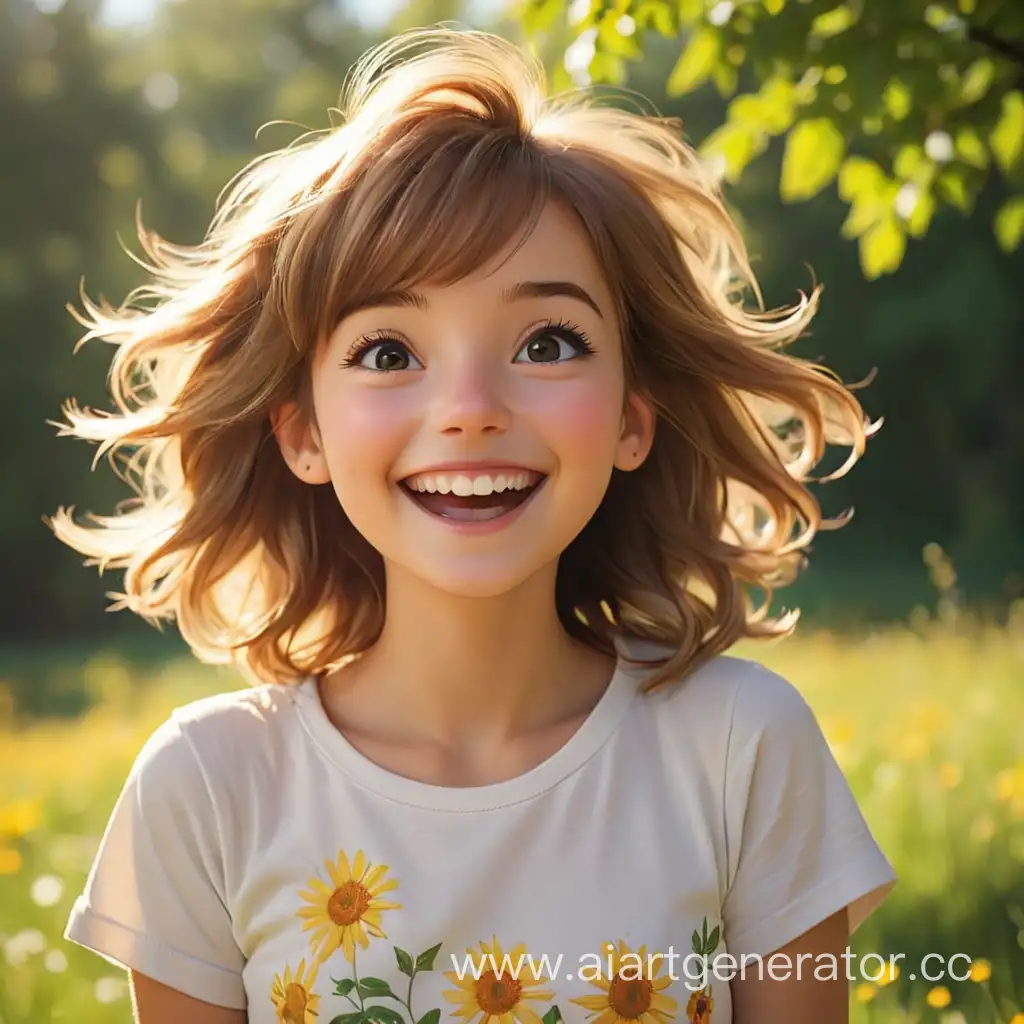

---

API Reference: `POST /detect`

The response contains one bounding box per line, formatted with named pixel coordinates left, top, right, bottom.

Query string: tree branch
left=966, top=24, right=1024, bottom=68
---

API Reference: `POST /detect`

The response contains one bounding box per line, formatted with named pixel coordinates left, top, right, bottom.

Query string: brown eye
left=343, top=338, right=422, bottom=373
left=514, top=324, right=594, bottom=364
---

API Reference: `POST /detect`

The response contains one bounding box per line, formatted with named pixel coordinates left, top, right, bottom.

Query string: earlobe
left=615, top=390, right=656, bottom=471
left=270, top=402, right=331, bottom=485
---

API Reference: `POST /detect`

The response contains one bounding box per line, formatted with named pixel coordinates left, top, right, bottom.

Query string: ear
left=614, top=389, right=656, bottom=471
left=270, top=401, right=331, bottom=485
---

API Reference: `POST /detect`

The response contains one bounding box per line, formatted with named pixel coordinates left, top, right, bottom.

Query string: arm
left=130, top=971, right=247, bottom=1024
left=730, top=908, right=850, bottom=1024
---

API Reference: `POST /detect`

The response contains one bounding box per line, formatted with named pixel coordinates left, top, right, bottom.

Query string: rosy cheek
left=526, top=378, right=622, bottom=454
left=315, top=387, right=414, bottom=473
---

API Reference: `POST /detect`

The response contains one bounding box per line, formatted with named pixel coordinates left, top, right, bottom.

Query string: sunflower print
left=571, top=941, right=677, bottom=1024
left=297, top=848, right=402, bottom=964
left=442, top=936, right=556, bottom=1024
left=686, top=988, right=713, bottom=1024
left=270, top=958, right=320, bottom=1023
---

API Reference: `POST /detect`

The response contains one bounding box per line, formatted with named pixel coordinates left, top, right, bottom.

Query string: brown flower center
left=327, top=880, right=371, bottom=926
left=474, top=970, right=523, bottom=1014
left=608, top=974, right=653, bottom=1019
left=282, top=982, right=308, bottom=1022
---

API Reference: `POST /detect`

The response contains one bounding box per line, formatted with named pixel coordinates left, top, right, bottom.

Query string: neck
left=326, top=561, right=617, bottom=742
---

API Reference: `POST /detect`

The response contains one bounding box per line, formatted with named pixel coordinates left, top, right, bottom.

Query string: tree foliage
left=520, top=0, right=1024, bottom=277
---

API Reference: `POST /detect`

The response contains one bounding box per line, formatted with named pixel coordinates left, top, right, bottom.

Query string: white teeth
left=403, top=470, right=539, bottom=494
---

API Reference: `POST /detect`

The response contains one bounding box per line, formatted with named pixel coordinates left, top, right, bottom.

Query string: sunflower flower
left=571, top=941, right=677, bottom=1024
left=297, top=849, right=401, bottom=964
left=443, top=936, right=556, bottom=1024
left=270, top=958, right=320, bottom=1023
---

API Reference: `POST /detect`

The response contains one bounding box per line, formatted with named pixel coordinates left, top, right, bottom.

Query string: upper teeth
left=404, top=472, right=538, bottom=496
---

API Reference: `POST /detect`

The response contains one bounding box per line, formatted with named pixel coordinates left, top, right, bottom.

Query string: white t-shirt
left=65, top=646, right=896, bottom=1024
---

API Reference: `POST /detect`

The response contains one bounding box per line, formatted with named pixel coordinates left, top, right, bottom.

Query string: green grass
left=1, top=609, right=1023, bottom=1023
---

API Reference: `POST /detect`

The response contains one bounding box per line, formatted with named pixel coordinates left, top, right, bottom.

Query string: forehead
left=424, top=200, right=614, bottom=306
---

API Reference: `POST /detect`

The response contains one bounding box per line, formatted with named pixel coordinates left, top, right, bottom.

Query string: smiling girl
left=54, top=27, right=895, bottom=1024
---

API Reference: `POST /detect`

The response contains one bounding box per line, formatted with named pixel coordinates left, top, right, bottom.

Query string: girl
left=53, top=27, right=896, bottom=1024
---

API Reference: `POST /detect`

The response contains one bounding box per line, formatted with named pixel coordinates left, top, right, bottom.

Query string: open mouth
left=399, top=470, right=547, bottom=523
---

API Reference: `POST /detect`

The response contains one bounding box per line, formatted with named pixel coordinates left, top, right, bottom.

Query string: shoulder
left=634, top=644, right=808, bottom=735
left=127, top=680, right=311, bottom=804
left=627, top=644, right=821, bottom=778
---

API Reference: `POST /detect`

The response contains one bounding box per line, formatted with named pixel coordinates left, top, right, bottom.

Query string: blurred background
left=1, top=0, right=1022, bottom=1021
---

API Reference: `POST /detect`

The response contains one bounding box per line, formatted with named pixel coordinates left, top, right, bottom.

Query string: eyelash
left=339, top=319, right=596, bottom=371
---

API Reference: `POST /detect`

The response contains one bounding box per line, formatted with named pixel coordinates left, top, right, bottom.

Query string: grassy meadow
left=1, top=565, right=1023, bottom=1023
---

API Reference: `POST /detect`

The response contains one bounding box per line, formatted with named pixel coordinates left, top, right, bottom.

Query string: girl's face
left=278, top=200, right=654, bottom=599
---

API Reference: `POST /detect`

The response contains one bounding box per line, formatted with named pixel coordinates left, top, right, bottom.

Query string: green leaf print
left=359, top=978, right=398, bottom=1000
left=691, top=929, right=701, bottom=956
left=416, top=1009, right=441, bottom=1024
left=328, top=1012, right=373, bottom=1024
left=415, top=943, right=443, bottom=972
left=708, top=925, right=720, bottom=952
left=542, top=1006, right=564, bottom=1024
left=366, top=1007, right=406, bottom=1024
left=334, top=978, right=357, bottom=997
left=395, top=947, right=416, bottom=977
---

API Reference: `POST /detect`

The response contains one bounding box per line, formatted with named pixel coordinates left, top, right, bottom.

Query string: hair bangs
left=280, top=125, right=553, bottom=350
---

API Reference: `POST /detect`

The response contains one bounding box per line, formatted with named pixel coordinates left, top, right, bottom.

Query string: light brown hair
left=50, top=27, right=875, bottom=691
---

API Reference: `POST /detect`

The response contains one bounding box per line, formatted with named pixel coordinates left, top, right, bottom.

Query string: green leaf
left=417, top=1011, right=441, bottom=1024
left=758, top=77, right=797, bottom=133
left=937, top=169, right=972, bottom=213
left=959, top=58, right=994, bottom=104
left=811, top=5, right=856, bottom=38
left=691, top=929, right=702, bottom=955
left=700, top=123, right=757, bottom=183
left=893, top=144, right=933, bottom=186
left=367, top=1009, right=405, bottom=1024
left=520, top=0, right=564, bottom=36
left=597, top=12, right=643, bottom=58
left=334, top=979, right=357, bottom=997
left=882, top=78, right=911, bottom=122
left=838, top=156, right=886, bottom=202
left=712, top=62, right=738, bottom=97
left=764, top=0, right=785, bottom=12
left=678, top=0, right=703, bottom=22
left=780, top=118, right=846, bottom=202
left=415, top=943, right=443, bottom=972
left=994, top=195, right=1024, bottom=252
left=708, top=925, right=721, bottom=950
left=907, top=187, right=936, bottom=238
left=394, top=947, right=415, bottom=977
left=990, top=91, right=1024, bottom=175
left=667, top=28, right=720, bottom=96
left=329, top=1014, right=372, bottom=1024
left=542, top=1009, right=564, bottom=1024
left=955, top=127, right=989, bottom=169
left=634, top=1, right=676, bottom=36
left=859, top=217, right=906, bottom=279
left=358, top=978, right=397, bottom=1000
left=841, top=200, right=880, bottom=239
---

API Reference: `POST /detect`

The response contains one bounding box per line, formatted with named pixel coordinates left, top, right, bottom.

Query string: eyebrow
left=345, top=280, right=605, bottom=320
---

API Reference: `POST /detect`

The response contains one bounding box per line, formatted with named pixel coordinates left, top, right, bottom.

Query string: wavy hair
left=50, top=27, right=877, bottom=690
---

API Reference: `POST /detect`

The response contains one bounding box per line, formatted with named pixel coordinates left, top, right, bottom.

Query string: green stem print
left=327, top=942, right=443, bottom=1024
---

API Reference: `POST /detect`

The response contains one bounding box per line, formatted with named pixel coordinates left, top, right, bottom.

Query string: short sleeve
left=721, top=665, right=896, bottom=958
left=64, top=715, right=246, bottom=1009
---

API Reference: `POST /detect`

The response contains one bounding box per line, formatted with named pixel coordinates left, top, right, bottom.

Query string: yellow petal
left=572, top=995, right=612, bottom=1010
left=362, top=864, right=388, bottom=889
left=342, top=928, right=356, bottom=963
left=593, top=1009, right=622, bottom=1024
left=352, top=850, right=367, bottom=879
left=336, top=850, right=352, bottom=883
left=443, top=988, right=479, bottom=1004
left=512, top=1005, right=544, bottom=1024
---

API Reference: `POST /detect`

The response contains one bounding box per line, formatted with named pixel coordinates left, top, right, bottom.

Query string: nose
left=430, top=355, right=511, bottom=436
